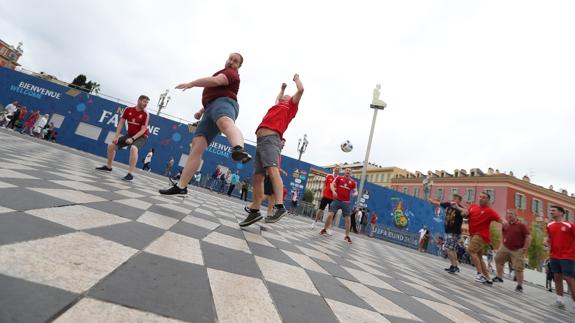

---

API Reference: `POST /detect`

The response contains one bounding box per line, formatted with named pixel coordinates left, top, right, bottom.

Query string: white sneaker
left=326, top=229, right=333, bottom=236
left=475, top=274, right=486, bottom=283
left=310, top=222, right=316, bottom=229
left=555, top=300, right=566, bottom=309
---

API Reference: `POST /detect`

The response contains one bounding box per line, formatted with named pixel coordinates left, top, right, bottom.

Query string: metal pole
left=357, top=108, right=379, bottom=206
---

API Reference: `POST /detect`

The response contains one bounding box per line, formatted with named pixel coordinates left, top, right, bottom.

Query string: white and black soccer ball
left=340, top=140, right=353, bottom=153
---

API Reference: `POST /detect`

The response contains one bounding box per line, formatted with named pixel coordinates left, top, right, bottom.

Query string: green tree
left=303, top=189, right=314, bottom=203
left=490, top=222, right=502, bottom=249
left=528, top=222, right=546, bottom=270
left=86, top=81, right=101, bottom=94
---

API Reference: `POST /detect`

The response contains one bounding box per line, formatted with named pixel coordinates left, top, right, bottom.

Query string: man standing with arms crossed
left=311, top=166, right=340, bottom=230
left=239, top=74, right=304, bottom=227
left=453, top=191, right=504, bottom=284
left=319, top=167, right=358, bottom=244
left=96, top=95, right=150, bottom=181
left=546, top=206, right=575, bottom=310
left=160, top=53, right=251, bottom=195
left=492, top=209, right=531, bottom=293
left=429, top=194, right=464, bottom=273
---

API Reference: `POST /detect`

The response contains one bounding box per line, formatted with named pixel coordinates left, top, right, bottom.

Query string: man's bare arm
left=276, top=83, right=287, bottom=104
left=291, top=74, right=304, bottom=104
left=176, top=74, right=229, bottom=90
left=428, top=198, right=441, bottom=206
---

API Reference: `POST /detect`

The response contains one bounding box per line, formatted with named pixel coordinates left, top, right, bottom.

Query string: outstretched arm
left=428, top=198, right=441, bottom=206
left=276, top=83, right=287, bottom=104
left=291, top=74, right=304, bottom=104
left=175, top=74, right=229, bottom=91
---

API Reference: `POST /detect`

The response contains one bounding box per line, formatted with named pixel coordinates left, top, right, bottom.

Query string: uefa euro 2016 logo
left=391, top=198, right=409, bottom=229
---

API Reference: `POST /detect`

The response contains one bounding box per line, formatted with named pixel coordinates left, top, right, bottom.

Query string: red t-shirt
left=467, top=204, right=501, bottom=243
left=371, top=214, right=378, bottom=224
left=202, top=68, right=240, bottom=107
left=547, top=221, right=575, bottom=260
left=333, top=176, right=356, bottom=202
left=502, top=221, right=529, bottom=251
left=256, top=97, right=299, bottom=139
left=121, top=107, right=149, bottom=137
left=322, top=174, right=336, bottom=199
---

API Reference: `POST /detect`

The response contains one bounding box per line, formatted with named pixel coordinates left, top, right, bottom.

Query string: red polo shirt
left=547, top=221, right=575, bottom=260
left=322, top=174, right=336, bottom=199
left=334, top=176, right=356, bottom=202
left=467, top=204, right=501, bottom=243
left=202, top=67, right=240, bottom=107
left=121, top=107, right=149, bottom=137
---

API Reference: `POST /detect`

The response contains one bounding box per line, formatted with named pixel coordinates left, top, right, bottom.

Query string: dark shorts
left=445, top=233, right=461, bottom=251
left=264, top=175, right=274, bottom=196
left=329, top=199, right=352, bottom=217
left=550, top=258, right=575, bottom=278
left=194, top=97, right=239, bottom=145
left=254, top=134, right=281, bottom=175
left=117, top=134, right=147, bottom=150
left=319, top=197, right=333, bottom=210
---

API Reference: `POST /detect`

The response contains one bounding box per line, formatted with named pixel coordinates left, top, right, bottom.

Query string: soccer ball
left=341, top=140, right=353, bottom=153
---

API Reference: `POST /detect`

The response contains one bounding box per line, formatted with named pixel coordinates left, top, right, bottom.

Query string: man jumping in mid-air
left=159, top=53, right=251, bottom=196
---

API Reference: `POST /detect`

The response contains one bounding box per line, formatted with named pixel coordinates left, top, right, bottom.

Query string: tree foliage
left=69, top=74, right=100, bottom=93
left=303, top=189, right=315, bottom=203
left=528, top=221, right=546, bottom=271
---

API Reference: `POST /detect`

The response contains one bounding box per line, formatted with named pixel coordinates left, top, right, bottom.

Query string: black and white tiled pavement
left=0, top=130, right=570, bottom=323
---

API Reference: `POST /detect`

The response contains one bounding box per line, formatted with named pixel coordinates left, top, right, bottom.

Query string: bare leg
left=216, top=116, right=244, bottom=147
left=267, top=166, right=284, bottom=206
left=496, top=261, right=505, bottom=279
left=128, top=146, right=138, bottom=174
left=516, top=270, right=524, bottom=286
left=479, top=256, right=490, bottom=279
left=470, top=253, right=485, bottom=276
left=266, top=195, right=275, bottom=216
left=447, top=249, right=459, bottom=267
left=178, top=136, right=208, bottom=188
left=323, top=212, right=335, bottom=230
left=565, top=277, right=575, bottom=302
left=106, top=143, right=118, bottom=168
left=249, top=173, right=266, bottom=210
left=344, top=216, right=351, bottom=237
left=554, top=273, right=564, bottom=297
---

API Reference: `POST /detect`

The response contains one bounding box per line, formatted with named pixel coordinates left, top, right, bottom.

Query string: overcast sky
left=2, top=0, right=574, bottom=192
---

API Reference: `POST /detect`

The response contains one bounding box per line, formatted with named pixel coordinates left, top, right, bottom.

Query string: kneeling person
left=240, top=75, right=304, bottom=227
left=96, top=95, right=150, bottom=181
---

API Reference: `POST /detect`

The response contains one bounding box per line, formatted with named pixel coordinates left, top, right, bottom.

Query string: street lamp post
left=297, top=134, right=309, bottom=161
left=157, top=89, right=171, bottom=116
left=357, top=84, right=387, bottom=206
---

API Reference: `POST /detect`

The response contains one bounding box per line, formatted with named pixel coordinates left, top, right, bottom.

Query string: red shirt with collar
left=121, top=107, right=149, bottom=137
left=333, top=175, right=356, bottom=202
left=467, top=204, right=501, bottom=243
left=547, top=221, right=575, bottom=260
left=202, top=67, right=240, bottom=107
left=322, top=174, right=336, bottom=199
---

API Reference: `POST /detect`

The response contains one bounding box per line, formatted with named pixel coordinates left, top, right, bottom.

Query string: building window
left=413, top=188, right=420, bottom=198
left=483, top=189, right=495, bottom=204
left=436, top=188, right=444, bottom=200
left=532, top=198, right=543, bottom=215
left=514, top=193, right=527, bottom=210
left=464, top=188, right=475, bottom=202
left=402, top=187, right=408, bottom=194
left=449, top=188, right=459, bottom=200
left=547, top=203, right=554, bottom=218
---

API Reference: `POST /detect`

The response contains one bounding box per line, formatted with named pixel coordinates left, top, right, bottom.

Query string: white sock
left=557, top=296, right=564, bottom=303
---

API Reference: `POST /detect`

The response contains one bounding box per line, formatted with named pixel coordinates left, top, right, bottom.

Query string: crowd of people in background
left=1, top=100, right=58, bottom=141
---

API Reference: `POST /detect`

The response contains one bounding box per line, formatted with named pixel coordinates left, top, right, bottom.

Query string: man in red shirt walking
left=311, top=166, right=341, bottom=230
left=96, top=95, right=150, bottom=181
left=239, top=74, right=304, bottom=227
left=160, top=53, right=251, bottom=195
left=493, top=209, right=531, bottom=293
left=320, top=167, right=358, bottom=244
left=546, top=206, right=575, bottom=309
left=455, top=191, right=504, bottom=284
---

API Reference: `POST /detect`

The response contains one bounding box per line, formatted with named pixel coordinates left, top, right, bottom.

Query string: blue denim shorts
left=194, top=97, right=239, bottom=145
left=550, top=258, right=575, bottom=277
left=329, top=199, right=352, bottom=217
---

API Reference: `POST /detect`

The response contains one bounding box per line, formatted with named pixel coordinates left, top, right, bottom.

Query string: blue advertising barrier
left=0, top=67, right=448, bottom=253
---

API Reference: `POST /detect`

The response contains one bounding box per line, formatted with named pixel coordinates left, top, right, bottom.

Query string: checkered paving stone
left=0, top=129, right=570, bottom=323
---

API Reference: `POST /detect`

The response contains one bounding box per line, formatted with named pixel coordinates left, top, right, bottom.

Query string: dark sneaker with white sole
left=96, top=165, right=112, bottom=172
left=264, top=207, right=287, bottom=223
left=493, top=277, right=504, bottom=283
left=231, top=146, right=252, bottom=164
left=122, top=173, right=134, bottom=181
left=159, top=184, right=188, bottom=195
left=239, top=210, right=263, bottom=227
left=515, top=285, right=523, bottom=293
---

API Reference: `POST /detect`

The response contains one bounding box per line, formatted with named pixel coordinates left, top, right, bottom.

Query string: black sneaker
left=444, top=266, right=454, bottom=272
left=493, top=277, right=504, bottom=283
left=515, top=285, right=523, bottom=293
left=122, top=173, right=134, bottom=181
left=239, top=210, right=263, bottom=227
left=96, top=165, right=112, bottom=172
left=264, top=207, right=287, bottom=223
left=454, top=267, right=460, bottom=272
left=447, top=267, right=458, bottom=274
left=244, top=205, right=251, bottom=214
left=159, top=184, right=188, bottom=195
left=231, top=146, right=252, bottom=164
left=483, top=279, right=493, bottom=285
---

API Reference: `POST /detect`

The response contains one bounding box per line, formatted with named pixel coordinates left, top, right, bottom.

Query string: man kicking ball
left=239, top=74, right=304, bottom=227
left=96, top=95, right=150, bottom=181
left=159, top=53, right=251, bottom=196
left=320, top=167, right=358, bottom=244
left=311, top=165, right=340, bottom=230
